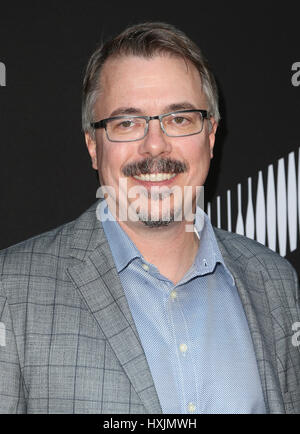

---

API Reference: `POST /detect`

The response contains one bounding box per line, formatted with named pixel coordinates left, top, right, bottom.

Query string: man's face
left=85, top=54, right=217, bottom=227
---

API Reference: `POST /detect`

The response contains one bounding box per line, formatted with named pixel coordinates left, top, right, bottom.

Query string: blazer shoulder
left=0, top=219, right=75, bottom=276
left=214, top=227, right=299, bottom=297
left=0, top=201, right=102, bottom=282
left=214, top=227, right=293, bottom=265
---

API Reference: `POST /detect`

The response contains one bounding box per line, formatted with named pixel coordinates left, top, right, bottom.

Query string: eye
left=119, top=120, right=134, bottom=128
left=172, top=116, right=191, bottom=125
left=173, top=116, right=186, bottom=124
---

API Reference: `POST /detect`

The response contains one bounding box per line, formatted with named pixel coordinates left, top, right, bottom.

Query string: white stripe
left=246, top=177, right=255, bottom=239
left=277, top=158, right=287, bottom=257
left=266, top=164, right=277, bottom=251
left=256, top=171, right=266, bottom=245
left=236, top=184, right=244, bottom=235
left=227, top=190, right=232, bottom=232
left=287, top=151, right=297, bottom=252
left=217, top=196, right=221, bottom=228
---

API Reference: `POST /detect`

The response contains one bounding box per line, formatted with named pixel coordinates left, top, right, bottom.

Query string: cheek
left=97, top=141, right=130, bottom=182
left=186, top=140, right=212, bottom=181
left=186, top=138, right=211, bottom=165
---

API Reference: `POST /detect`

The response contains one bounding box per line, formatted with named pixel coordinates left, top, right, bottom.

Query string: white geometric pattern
left=207, top=147, right=300, bottom=257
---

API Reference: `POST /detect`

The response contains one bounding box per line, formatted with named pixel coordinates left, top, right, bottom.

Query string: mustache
left=122, top=158, right=188, bottom=177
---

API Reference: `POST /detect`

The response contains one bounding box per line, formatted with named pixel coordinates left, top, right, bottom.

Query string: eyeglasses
left=90, top=109, right=210, bottom=142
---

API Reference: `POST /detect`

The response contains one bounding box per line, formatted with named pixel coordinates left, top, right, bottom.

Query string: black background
left=0, top=0, right=299, bottom=273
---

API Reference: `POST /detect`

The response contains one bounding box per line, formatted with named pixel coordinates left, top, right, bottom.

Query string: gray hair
left=82, top=22, right=220, bottom=137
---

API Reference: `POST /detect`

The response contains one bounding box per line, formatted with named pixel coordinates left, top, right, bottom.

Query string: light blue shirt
left=100, top=201, right=266, bottom=414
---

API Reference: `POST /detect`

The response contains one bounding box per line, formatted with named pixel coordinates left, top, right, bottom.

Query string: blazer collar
left=67, top=201, right=162, bottom=414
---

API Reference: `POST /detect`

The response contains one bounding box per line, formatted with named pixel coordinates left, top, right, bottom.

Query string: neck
left=118, top=218, right=199, bottom=284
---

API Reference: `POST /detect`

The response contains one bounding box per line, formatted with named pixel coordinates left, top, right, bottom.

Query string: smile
left=133, top=173, right=177, bottom=182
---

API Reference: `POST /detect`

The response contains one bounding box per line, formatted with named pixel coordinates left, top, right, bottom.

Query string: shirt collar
left=100, top=199, right=233, bottom=282
left=100, top=200, right=141, bottom=272
left=193, top=206, right=225, bottom=274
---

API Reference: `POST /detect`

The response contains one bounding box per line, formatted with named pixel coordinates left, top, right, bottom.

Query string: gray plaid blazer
left=0, top=201, right=299, bottom=414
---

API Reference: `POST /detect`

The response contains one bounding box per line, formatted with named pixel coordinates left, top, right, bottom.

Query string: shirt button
left=141, top=263, right=149, bottom=272
left=170, top=290, right=177, bottom=299
left=179, top=343, right=188, bottom=354
left=188, top=402, right=196, bottom=413
left=203, top=259, right=208, bottom=267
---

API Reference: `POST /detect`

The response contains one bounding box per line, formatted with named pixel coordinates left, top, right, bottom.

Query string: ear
left=208, top=117, right=218, bottom=159
left=85, top=132, right=98, bottom=170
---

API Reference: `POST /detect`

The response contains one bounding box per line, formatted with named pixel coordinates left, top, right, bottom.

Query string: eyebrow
left=165, top=102, right=197, bottom=112
left=109, top=107, right=143, bottom=117
left=108, top=102, right=198, bottom=118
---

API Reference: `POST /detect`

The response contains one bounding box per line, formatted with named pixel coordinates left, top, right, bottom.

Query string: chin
left=135, top=200, right=184, bottom=226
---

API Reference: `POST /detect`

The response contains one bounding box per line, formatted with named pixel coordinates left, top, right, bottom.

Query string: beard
left=137, top=207, right=176, bottom=227
left=138, top=215, right=175, bottom=228
left=134, top=188, right=184, bottom=228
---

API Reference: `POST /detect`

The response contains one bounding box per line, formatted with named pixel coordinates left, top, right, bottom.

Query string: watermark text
left=291, top=62, right=300, bottom=87
left=95, top=178, right=205, bottom=232
left=103, top=417, right=197, bottom=430
left=292, top=322, right=300, bottom=347
left=0, top=322, right=6, bottom=347
left=0, top=62, right=6, bottom=87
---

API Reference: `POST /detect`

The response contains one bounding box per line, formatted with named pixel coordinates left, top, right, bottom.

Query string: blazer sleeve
left=0, top=281, right=26, bottom=413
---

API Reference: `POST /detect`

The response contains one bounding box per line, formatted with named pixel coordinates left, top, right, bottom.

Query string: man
left=0, top=22, right=299, bottom=414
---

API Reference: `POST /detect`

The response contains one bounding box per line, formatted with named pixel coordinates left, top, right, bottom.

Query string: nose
left=138, top=118, right=172, bottom=158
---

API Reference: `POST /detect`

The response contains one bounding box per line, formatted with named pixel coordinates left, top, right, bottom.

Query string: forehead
left=96, top=54, right=205, bottom=116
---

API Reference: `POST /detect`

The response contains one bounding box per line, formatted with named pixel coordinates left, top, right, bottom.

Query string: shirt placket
left=166, top=286, right=199, bottom=414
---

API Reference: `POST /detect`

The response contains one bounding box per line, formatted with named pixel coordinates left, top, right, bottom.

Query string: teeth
left=133, top=173, right=176, bottom=182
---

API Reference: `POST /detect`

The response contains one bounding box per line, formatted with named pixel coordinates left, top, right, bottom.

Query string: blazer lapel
left=215, top=229, right=285, bottom=413
left=66, top=202, right=162, bottom=414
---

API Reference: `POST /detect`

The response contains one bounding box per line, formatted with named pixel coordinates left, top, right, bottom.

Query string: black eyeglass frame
left=90, top=109, right=210, bottom=142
